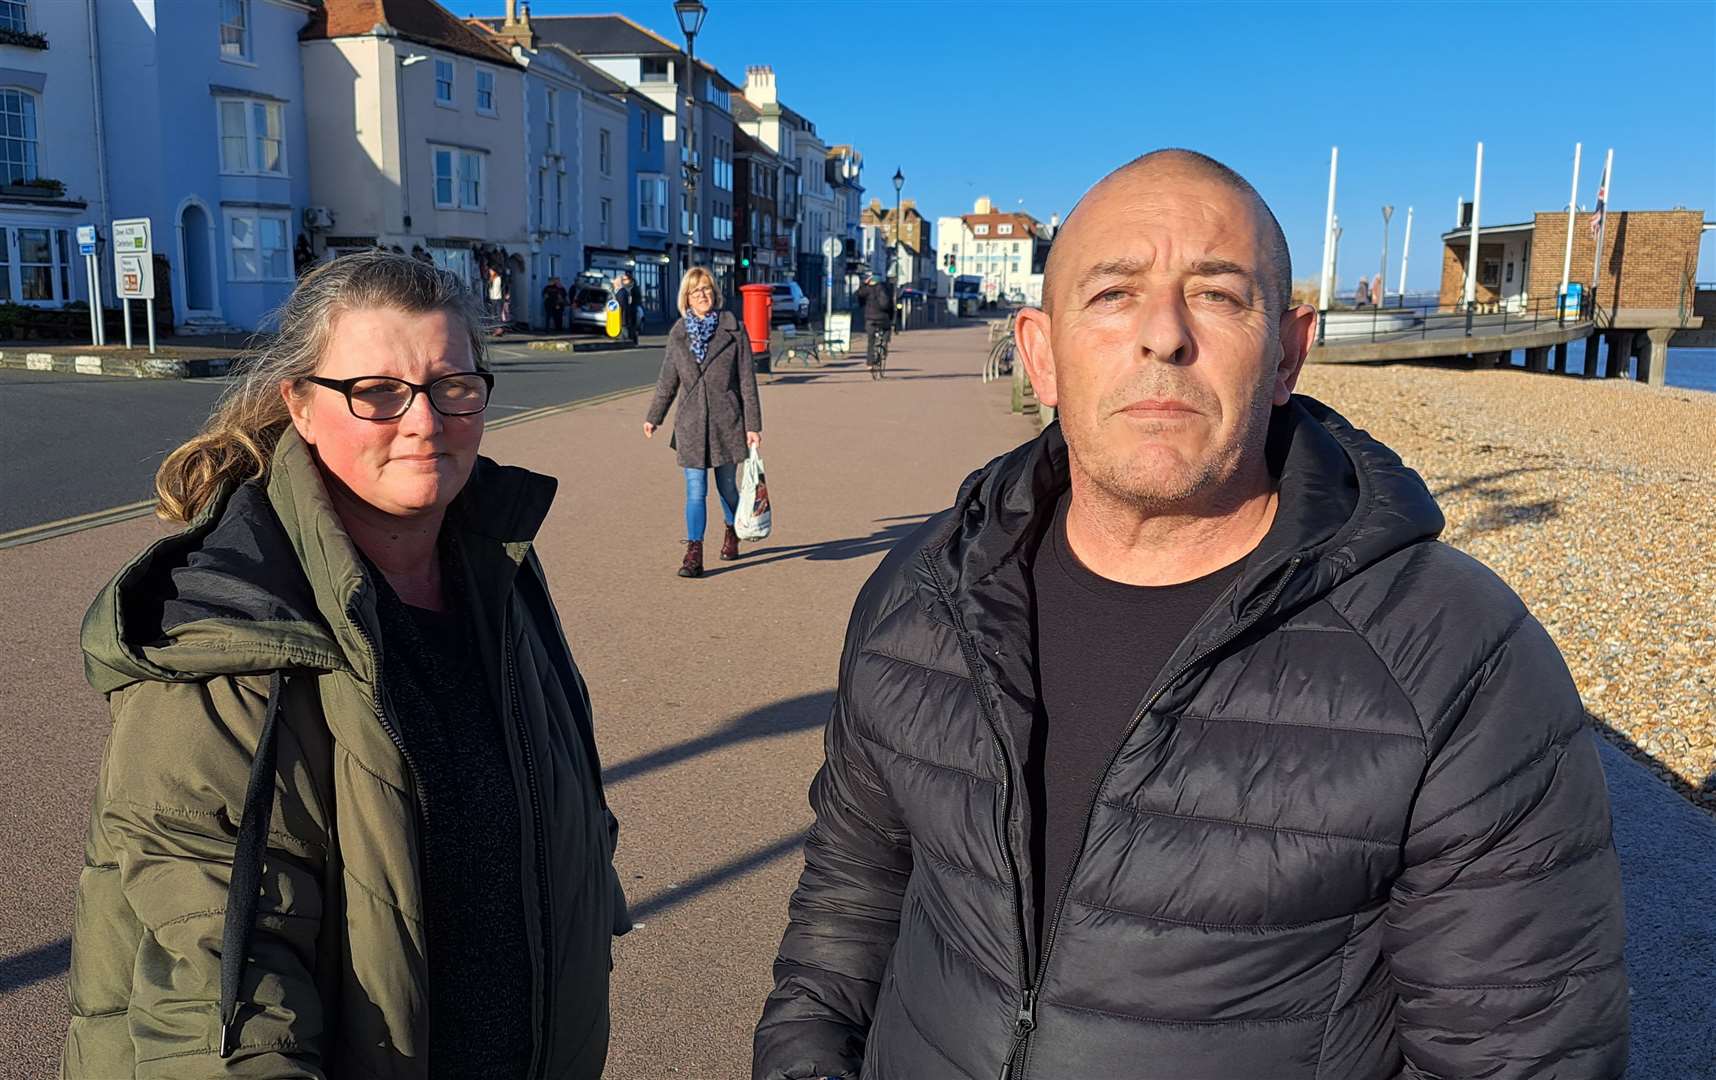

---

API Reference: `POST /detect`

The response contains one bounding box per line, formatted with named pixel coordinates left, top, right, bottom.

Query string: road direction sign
left=76, top=224, right=97, bottom=256
left=111, top=218, right=154, bottom=299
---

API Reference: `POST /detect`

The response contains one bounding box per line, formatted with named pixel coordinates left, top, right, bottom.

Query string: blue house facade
left=0, top=0, right=107, bottom=313
left=624, top=87, right=669, bottom=328
left=97, top=0, right=313, bottom=332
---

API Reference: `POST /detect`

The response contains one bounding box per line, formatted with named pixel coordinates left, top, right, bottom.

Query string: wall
left=302, top=38, right=386, bottom=239
left=580, top=88, right=626, bottom=256
left=1528, top=210, right=1704, bottom=312
left=0, top=0, right=104, bottom=310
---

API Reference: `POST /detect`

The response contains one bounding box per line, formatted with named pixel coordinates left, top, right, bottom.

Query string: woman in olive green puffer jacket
left=64, top=252, right=628, bottom=1079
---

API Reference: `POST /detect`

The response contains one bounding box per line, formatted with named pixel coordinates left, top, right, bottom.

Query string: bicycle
left=868, top=325, right=892, bottom=380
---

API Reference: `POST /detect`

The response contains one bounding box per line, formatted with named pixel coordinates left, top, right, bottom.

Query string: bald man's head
left=1043, top=150, right=1292, bottom=317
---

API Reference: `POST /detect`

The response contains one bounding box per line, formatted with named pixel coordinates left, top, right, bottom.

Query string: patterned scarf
left=685, top=311, right=720, bottom=363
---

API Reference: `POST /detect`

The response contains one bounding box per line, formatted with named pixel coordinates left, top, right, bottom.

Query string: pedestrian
left=542, top=274, right=568, bottom=333
left=642, top=266, right=762, bottom=579
left=62, top=250, right=629, bottom=1079
left=613, top=272, right=634, bottom=344
left=621, top=272, right=642, bottom=343
left=486, top=264, right=504, bottom=326
left=1371, top=271, right=1385, bottom=310
left=753, top=150, right=1627, bottom=1080
left=293, top=234, right=315, bottom=279
left=494, top=266, right=514, bottom=337
left=1354, top=275, right=1370, bottom=307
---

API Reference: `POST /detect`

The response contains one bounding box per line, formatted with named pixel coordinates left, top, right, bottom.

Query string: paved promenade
left=0, top=325, right=1710, bottom=1078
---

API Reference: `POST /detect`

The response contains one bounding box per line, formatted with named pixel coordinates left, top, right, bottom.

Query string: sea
left=1516, top=341, right=1716, bottom=394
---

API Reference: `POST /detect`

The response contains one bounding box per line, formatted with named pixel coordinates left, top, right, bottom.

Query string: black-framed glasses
left=302, top=372, right=494, bottom=421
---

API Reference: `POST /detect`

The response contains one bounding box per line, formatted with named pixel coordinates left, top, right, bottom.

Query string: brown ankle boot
left=720, top=524, right=740, bottom=561
left=678, top=540, right=704, bottom=578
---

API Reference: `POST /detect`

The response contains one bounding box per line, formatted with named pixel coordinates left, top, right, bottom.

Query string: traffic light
left=739, top=244, right=753, bottom=268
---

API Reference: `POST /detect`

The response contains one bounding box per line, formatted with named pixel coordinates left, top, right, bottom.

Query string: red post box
left=739, top=283, right=773, bottom=355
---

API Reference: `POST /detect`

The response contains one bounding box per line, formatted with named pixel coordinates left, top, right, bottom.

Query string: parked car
left=567, top=281, right=614, bottom=334
left=770, top=282, right=810, bottom=326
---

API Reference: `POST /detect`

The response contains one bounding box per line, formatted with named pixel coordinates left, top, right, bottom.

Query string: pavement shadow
left=703, top=515, right=934, bottom=578
left=604, top=690, right=833, bottom=787
left=628, top=831, right=808, bottom=923
left=1588, top=709, right=1715, bottom=816
left=0, top=935, right=70, bottom=994
left=1589, top=728, right=1716, bottom=1077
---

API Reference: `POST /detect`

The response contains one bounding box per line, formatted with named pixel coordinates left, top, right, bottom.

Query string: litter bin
left=740, top=283, right=773, bottom=373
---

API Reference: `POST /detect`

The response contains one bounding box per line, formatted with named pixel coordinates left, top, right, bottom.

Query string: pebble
left=1300, top=363, right=1716, bottom=814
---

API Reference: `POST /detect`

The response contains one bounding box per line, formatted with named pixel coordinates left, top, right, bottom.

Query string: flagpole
left=1317, top=147, right=1338, bottom=315
left=1396, top=206, right=1412, bottom=307
left=1461, top=141, right=1484, bottom=308
left=1558, top=142, right=1581, bottom=306
left=1589, top=148, right=1613, bottom=309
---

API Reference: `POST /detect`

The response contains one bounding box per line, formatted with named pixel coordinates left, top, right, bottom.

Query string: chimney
left=901, top=198, right=915, bottom=212
left=744, top=65, right=778, bottom=107
left=974, top=195, right=993, bottom=214
left=496, top=0, right=534, bottom=46
left=1049, top=212, right=1060, bottom=231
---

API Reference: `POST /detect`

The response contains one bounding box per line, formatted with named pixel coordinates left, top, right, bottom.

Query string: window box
left=0, top=27, right=46, bottom=49
left=1, top=177, right=63, bottom=198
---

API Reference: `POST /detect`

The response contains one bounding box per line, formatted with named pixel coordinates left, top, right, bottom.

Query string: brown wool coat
left=645, top=311, right=762, bottom=470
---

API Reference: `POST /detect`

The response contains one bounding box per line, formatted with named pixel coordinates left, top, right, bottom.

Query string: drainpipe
left=85, top=0, right=112, bottom=316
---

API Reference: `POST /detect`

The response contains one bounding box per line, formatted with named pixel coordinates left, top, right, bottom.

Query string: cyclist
left=855, top=271, right=895, bottom=371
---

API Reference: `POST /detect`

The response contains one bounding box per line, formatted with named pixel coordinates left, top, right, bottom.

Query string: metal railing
left=1315, top=291, right=1596, bottom=346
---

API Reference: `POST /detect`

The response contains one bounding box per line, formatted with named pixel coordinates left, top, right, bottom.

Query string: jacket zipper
left=923, top=560, right=1035, bottom=1078
left=505, top=625, right=555, bottom=1080
left=349, top=614, right=429, bottom=815
left=1002, top=556, right=1297, bottom=1078
left=946, top=554, right=1302, bottom=1080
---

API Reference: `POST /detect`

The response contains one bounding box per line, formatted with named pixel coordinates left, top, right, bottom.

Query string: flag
left=1589, top=183, right=1606, bottom=239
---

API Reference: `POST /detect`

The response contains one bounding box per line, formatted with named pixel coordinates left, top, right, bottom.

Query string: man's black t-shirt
left=1027, top=494, right=1246, bottom=960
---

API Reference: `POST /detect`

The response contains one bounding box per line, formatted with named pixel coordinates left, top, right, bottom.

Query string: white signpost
left=821, top=235, right=842, bottom=344
left=77, top=225, right=105, bottom=347
left=111, top=217, right=156, bottom=354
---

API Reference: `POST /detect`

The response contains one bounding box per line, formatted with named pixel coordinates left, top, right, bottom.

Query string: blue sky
left=520, top=0, right=1716, bottom=291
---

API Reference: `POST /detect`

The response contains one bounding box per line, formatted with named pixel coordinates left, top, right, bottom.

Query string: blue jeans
left=684, top=464, right=739, bottom=541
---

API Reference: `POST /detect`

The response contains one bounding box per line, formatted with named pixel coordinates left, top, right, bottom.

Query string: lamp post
left=672, top=0, right=706, bottom=296
left=1378, top=204, right=1393, bottom=311
left=892, top=168, right=904, bottom=327
left=396, top=53, right=429, bottom=236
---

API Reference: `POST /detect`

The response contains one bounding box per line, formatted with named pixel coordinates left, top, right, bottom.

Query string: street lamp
left=1378, top=204, right=1393, bottom=310
left=892, top=168, right=904, bottom=322
left=673, top=0, right=706, bottom=291
left=397, top=53, right=429, bottom=234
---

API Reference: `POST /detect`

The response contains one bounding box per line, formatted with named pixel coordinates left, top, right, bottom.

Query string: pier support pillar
left=1603, top=331, right=1636, bottom=378
left=1637, top=328, right=1674, bottom=387
left=1553, top=340, right=1570, bottom=373
left=1580, top=333, right=1601, bottom=377
left=1525, top=346, right=1550, bottom=372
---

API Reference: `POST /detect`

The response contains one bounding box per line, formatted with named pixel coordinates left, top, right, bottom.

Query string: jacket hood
left=927, top=394, right=1445, bottom=626
left=82, top=427, right=557, bottom=695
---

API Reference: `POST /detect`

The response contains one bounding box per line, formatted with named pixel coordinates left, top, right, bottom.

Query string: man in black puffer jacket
left=754, top=150, right=1627, bottom=1080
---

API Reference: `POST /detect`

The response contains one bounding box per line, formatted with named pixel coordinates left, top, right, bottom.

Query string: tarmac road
left=0, top=334, right=667, bottom=536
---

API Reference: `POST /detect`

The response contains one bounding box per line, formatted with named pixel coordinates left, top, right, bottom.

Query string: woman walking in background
left=63, top=251, right=627, bottom=1078
left=644, top=266, right=761, bottom=579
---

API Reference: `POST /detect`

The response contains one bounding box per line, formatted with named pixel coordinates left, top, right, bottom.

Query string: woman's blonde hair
left=154, top=250, right=490, bottom=523
left=677, top=266, right=721, bottom=315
